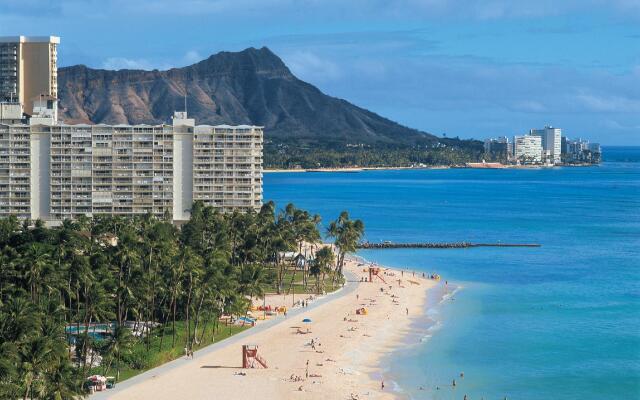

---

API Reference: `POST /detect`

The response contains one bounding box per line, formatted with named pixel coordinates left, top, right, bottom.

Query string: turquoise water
left=65, top=323, right=114, bottom=343
left=264, top=147, right=640, bottom=400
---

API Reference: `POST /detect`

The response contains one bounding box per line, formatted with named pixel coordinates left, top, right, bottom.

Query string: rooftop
left=0, top=36, right=60, bottom=44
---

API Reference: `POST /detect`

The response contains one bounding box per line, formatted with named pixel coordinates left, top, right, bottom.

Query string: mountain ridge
left=58, top=47, right=438, bottom=147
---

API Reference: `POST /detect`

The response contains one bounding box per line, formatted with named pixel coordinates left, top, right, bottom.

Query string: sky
left=1, top=0, right=639, bottom=145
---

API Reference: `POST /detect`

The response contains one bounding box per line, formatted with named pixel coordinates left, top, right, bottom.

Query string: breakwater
left=357, top=242, right=541, bottom=249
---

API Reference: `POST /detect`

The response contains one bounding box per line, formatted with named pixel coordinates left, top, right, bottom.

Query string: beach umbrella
left=302, top=318, right=312, bottom=323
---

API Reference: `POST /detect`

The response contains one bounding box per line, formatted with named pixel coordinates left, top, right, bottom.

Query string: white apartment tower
left=1, top=111, right=263, bottom=223
left=513, top=135, right=542, bottom=164
left=0, top=34, right=263, bottom=224
left=530, top=126, right=561, bottom=164
left=0, top=36, right=59, bottom=115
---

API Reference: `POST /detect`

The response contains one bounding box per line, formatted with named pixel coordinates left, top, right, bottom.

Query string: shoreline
left=94, top=257, right=438, bottom=400
left=263, top=163, right=599, bottom=173
left=377, top=282, right=462, bottom=399
left=263, top=166, right=451, bottom=173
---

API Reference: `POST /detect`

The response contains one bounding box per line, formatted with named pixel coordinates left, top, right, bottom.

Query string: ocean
left=263, top=146, right=640, bottom=400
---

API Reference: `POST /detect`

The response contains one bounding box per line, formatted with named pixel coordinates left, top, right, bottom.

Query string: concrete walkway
left=92, top=272, right=359, bottom=399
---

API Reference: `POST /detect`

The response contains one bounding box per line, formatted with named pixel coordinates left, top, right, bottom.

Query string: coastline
left=378, top=282, right=462, bottom=399
left=263, top=166, right=450, bottom=173
left=263, top=163, right=599, bottom=173
left=94, top=257, right=437, bottom=400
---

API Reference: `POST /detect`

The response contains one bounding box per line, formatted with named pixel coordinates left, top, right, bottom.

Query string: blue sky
left=1, top=0, right=639, bottom=145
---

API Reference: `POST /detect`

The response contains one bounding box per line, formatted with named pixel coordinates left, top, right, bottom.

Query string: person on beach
left=381, top=381, right=385, bottom=390
left=406, top=307, right=409, bottom=315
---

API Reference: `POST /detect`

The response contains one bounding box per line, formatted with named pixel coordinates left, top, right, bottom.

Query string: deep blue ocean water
left=264, top=146, right=640, bottom=400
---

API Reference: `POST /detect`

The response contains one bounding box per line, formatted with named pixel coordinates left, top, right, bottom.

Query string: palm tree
left=327, top=211, right=365, bottom=281
left=238, top=263, right=265, bottom=322
left=42, top=361, right=83, bottom=400
left=18, top=334, right=57, bottom=400
left=312, top=247, right=335, bottom=293
left=21, top=243, right=52, bottom=304
left=102, top=325, right=135, bottom=382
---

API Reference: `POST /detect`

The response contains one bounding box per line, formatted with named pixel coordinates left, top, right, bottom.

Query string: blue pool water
left=264, top=147, right=640, bottom=400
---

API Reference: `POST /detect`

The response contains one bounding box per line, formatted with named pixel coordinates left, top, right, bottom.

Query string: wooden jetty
left=357, top=242, right=541, bottom=249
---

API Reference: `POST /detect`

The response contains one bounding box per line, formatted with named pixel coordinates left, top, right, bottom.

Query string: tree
left=0, top=201, right=358, bottom=396
left=311, top=247, right=335, bottom=293
left=327, top=212, right=365, bottom=281
left=102, top=325, right=135, bottom=382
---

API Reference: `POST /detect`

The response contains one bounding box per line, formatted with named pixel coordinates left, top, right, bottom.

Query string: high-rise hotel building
left=0, top=36, right=59, bottom=116
left=530, top=126, right=561, bottom=164
left=0, top=109, right=263, bottom=223
left=0, top=35, right=263, bottom=224
left=513, top=134, right=542, bottom=164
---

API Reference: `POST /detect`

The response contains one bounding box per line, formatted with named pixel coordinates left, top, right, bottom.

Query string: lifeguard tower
left=242, top=345, right=268, bottom=369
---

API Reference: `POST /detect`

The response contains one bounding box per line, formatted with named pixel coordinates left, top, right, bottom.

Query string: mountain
left=58, top=47, right=439, bottom=147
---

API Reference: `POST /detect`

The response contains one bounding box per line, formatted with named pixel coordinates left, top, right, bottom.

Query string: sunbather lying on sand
left=289, top=374, right=304, bottom=382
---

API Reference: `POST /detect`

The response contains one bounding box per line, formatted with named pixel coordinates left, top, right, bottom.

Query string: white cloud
left=285, top=51, right=342, bottom=82
left=36, top=0, right=638, bottom=21
left=512, top=100, right=547, bottom=113
left=183, top=50, right=203, bottom=65
left=101, top=57, right=174, bottom=71
left=102, top=57, right=154, bottom=70
left=574, top=92, right=640, bottom=113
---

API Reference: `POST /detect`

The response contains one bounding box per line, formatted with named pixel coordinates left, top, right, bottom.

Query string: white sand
left=106, top=258, right=437, bottom=400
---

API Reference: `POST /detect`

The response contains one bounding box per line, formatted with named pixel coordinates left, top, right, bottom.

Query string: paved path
left=92, top=272, right=359, bottom=399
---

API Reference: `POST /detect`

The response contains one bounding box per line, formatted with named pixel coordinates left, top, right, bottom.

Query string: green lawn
left=96, top=321, right=248, bottom=382
left=261, top=269, right=345, bottom=295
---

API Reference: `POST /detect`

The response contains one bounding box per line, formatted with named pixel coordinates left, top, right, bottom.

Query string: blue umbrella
left=302, top=318, right=312, bottom=323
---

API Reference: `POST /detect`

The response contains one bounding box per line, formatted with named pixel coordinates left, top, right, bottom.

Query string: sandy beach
left=263, top=166, right=450, bottom=173
left=96, top=257, right=438, bottom=400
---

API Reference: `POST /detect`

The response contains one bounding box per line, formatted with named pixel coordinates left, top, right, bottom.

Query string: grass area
left=95, top=321, right=248, bottom=382
left=261, top=269, right=345, bottom=295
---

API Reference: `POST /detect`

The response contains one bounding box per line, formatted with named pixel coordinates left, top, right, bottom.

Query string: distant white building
left=530, top=126, right=561, bottom=164
left=513, top=135, right=542, bottom=164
